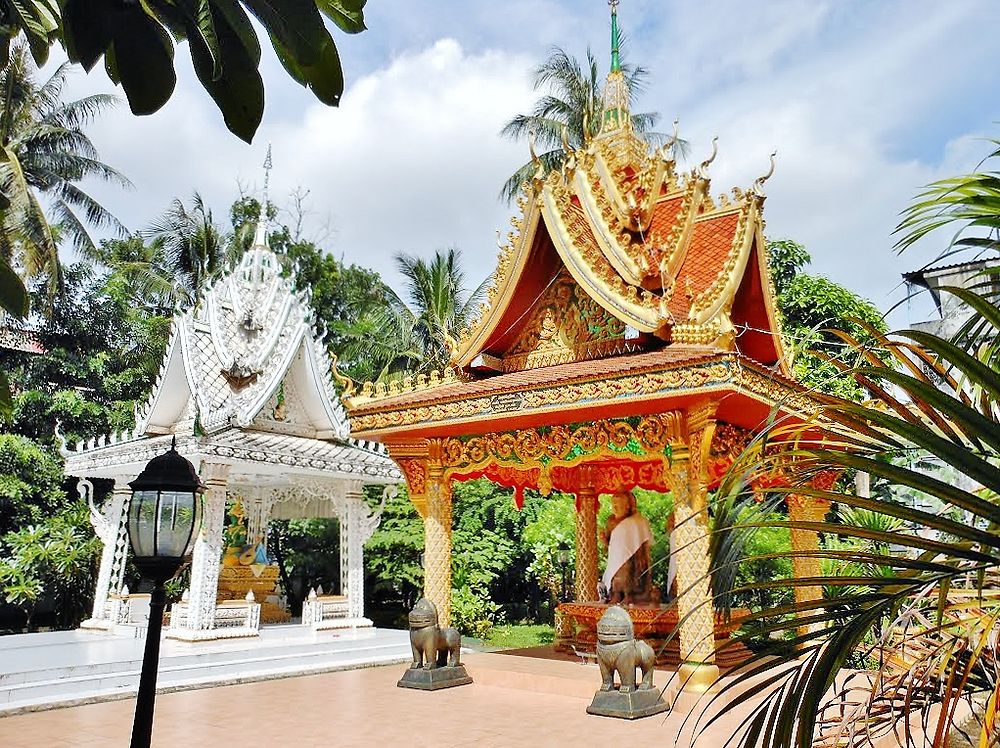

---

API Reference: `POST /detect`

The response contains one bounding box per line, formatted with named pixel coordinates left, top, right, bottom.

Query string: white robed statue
left=600, top=492, right=657, bottom=604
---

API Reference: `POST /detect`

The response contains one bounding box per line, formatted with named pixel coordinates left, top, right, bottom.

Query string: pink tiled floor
left=0, top=653, right=767, bottom=747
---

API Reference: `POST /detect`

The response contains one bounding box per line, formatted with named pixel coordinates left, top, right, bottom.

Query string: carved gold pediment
left=502, top=270, right=628, bottom=372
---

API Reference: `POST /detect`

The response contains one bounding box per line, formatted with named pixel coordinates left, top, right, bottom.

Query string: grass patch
left=482, top=624, right=555, bottom=650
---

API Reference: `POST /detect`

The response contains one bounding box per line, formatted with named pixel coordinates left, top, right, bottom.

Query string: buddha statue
left=600, top=491, right=657, bottom=605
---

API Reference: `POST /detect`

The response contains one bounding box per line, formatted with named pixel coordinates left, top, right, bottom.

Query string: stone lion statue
left=407, top=598, right=462, bottom=670
left=596, top=605, right=657, bottom=693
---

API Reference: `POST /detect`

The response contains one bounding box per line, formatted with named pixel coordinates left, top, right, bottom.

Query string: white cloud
left=71, top=37, right=536, bottom=295
left=56, top=1, right=1000, bottom=329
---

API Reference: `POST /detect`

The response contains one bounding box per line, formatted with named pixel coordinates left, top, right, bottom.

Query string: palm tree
left=499, top=45, right=679, bottom=204
left=703, top=140, right=1000, bottom=747
left=142, top=192, right=234, bottom=304
left=0, top=42, right=130, bottom=287
left=338, top=248, right=487, bottom=380
left=92, top=233, right=182, bottom=316
left=394, top=248, right=487, bottom=370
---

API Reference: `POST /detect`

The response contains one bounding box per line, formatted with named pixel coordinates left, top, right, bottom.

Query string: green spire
left=609, top=0, right=621, bottom=72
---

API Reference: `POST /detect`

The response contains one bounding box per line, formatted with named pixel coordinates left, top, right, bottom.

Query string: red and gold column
left=423, top=442, right=453, bottom=626
left=574, top=485, right=599, bottom=602
left=390, top=440, right=453, bottom=626
left=786, top=493, right=831, bottom=638
left=671, top=403, right=720, bottom=699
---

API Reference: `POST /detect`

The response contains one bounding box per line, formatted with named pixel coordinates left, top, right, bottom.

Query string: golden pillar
left=786, top=493, right=831, bottom=638
left=423, top=458, right=453, bottom=627
left=574, top=486, right=599, bottom=602
left=671, top=403, right=720, bottom=697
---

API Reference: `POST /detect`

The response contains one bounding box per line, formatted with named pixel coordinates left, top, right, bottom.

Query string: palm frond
left=705, top=293, right=1000, bottom=747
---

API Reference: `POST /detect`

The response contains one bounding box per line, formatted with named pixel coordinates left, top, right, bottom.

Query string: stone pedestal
left=397, top=665, right=473, bottom=691
left=587, top=687, right=669, bottom=719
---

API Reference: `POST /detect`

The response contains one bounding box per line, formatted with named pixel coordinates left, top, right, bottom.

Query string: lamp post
left=127, top=440, right=204, bottom=748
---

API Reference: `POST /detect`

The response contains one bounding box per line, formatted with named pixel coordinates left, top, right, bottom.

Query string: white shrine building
left=62, top=217, right=400, bottom=640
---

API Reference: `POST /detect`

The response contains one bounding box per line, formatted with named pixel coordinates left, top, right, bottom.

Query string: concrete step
left=0, top=629, right=411, bottom=716
left=465, top=652, right=602, bottom=700
left=0, top=632, right=397, bottom=686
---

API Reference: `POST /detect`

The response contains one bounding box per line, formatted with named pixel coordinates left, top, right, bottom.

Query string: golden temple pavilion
left=344, top=3, right=832, bottom=697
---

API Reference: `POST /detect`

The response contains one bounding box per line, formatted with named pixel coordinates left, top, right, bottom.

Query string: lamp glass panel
left=156, top=490, right=198, bottom=557
left=128, top=490, right=158, bottom=558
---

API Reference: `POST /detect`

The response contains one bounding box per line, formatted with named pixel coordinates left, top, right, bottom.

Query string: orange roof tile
left=668, top=212, right=740, bottom=319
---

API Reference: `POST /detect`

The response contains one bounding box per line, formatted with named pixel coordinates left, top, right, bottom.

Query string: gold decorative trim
left=540, top=174, right=664, bottom=332
left=350, top=360, right=733, bottom=436
left=452, top=194, right=541, bottom=367
left=573, top=165, right=644, bottom=284
left=735, top=365, right=812, bottom=416
left=502, top=270, right=628, bottom=372
left=656, top=177, right=704, bottom=304
left=688, top=196, right=761, bottom=324
left=440, top=414, right=683, bottom=471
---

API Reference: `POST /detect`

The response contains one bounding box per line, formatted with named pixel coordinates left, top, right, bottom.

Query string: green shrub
left=450, top=585, right=501, bottom=639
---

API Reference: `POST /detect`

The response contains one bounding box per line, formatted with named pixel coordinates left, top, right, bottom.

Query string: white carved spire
left=252, top=144, right=272, bottom=250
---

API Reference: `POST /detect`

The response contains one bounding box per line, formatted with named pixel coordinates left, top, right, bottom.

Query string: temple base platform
left=396, top=664, right=473, bottom=691
left=556, top=602, right=752, bottom=668
left=587, top=686, right=670, bottom=719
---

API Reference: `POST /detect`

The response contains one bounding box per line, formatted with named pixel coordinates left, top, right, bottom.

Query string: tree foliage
left=0, top=433, right=64, bottom=537
left=767, top=238, right=887, bottom=400
left=6, top=262, right=169, bottom=447
left=499, top=45, right=674, bottom=204
left=0, top=500, right=99, bottom=630
left=363, top=484, right=423, bottom=625
left=335, top=247, right=487, bottom=381
left=1, top=0, right=368, bottom=143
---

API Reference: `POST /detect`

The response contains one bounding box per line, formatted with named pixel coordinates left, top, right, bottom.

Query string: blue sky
left=58, top=0, right=1000, bottom=325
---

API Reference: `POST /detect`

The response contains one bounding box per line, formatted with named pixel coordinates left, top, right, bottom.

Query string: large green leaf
left=241, top=0, right=326, bottom=64
left=108, top=7, right=177, bottom=115
left=0, top=257, right=28, bottom=318
left=271, top=31, right=343, bottom=106
left=8, top=0, right=57, bottom=65
left=188, top=7, right=263, bottom=144
left=38, top=0, right=359, bottom=142
left=317, top=0, right=366, bottom=34
left=60, top=0, right=115, bottom=70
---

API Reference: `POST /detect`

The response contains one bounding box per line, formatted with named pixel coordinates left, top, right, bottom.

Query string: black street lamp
left=127, top=440, right=204, bottom=748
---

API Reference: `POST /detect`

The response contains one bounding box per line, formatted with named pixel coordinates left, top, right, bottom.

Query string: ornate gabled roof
left=134, top=217, right=349, bottom=440
left=64, top=209, right=400, bottom=483
left=341, top=6, right=792, bottom=426
left=448, top=7, right=786, bottom=378
left=452, top=136, right=784, bottom=373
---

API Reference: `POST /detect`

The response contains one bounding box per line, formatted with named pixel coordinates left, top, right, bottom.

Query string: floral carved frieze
left=350, top=360, right=733, bottom=434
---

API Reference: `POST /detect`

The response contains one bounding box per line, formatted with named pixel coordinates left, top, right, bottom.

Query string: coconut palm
left=142, top=193, right=235, bottom=305
left=499, top=45, right=679, bottom=204
left=0, top=42, right=130, bottom=286
left=394, top=248, right=487, bottom=369
left=338, top=248, right=487, bottom=380
left=697, top=141, right=1000, bottom=747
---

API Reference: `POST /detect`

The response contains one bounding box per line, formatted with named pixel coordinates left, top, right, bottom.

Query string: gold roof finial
left=528, top=127, right=545, bottom=182
left=561, top=123, right=573, bottom=155
left=696, top=136, right=719, bottom=180
left=752, top=151, right=778, bottom=198
left=600, top=0, right=630, bottom=134
left=659, top=118, right=680, bottom=161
